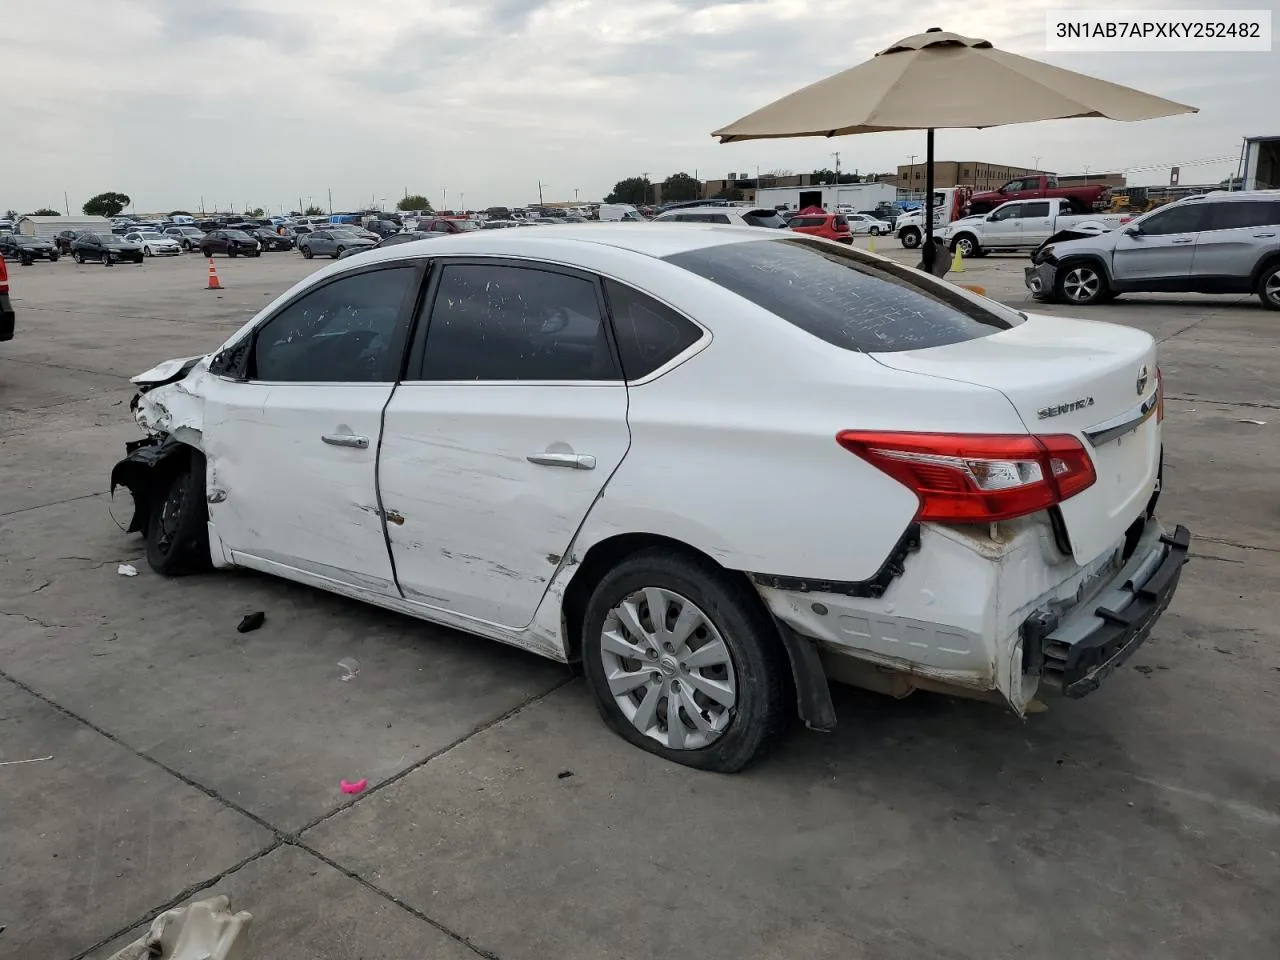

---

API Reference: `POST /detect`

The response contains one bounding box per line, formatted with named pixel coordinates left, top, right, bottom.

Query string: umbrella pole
left=924, top=127, right=935, bottom=272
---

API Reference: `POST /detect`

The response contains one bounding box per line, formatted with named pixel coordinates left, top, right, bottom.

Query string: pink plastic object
left=340, top=778, right=368, bottom=795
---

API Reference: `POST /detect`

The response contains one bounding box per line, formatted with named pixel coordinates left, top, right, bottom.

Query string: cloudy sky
left=3, top=0, right=1273, bottom=214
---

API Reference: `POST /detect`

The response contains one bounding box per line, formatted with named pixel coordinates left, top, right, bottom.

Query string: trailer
left=753, top=183, right=895, bottom=213
left=1242, top=136, right=1280, bottom=191
left=17, top=215, right=111, bottom=239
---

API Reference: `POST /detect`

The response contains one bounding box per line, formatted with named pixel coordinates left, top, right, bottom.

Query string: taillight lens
left=836, top=431, right=1096, bottom=523
left=0, top=253, right=8, bottom=294
left=1155, top=366, right=1164, bottom=422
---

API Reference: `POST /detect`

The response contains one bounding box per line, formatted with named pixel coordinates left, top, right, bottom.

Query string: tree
left=303, top=204, right=326, bottom=216
left=26, top=208, right=61, bottom=217
left=605, top=176, right=651, bottom=205
left=249, top=207, right=265, bottom=218
left=168, top=210, right=192, bottom=217
left=2, top=209, right=17, bottom=220
left=397, top=194, right=433, bottom=212
left=810, top=168, right=860, bottom=185
left=83, top=192, right=131, bottom=217
left=713, top=186, right=743, bottom=202
left=661, top=172, right=700, bottom=204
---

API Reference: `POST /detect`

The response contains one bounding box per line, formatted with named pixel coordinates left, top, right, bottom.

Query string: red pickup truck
left=967, top=174, right=1110, bottom=215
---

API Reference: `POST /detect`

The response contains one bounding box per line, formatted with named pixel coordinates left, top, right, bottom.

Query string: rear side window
left=1206, top=200, right=1280, bottom=230
left=743, top=210, right=788, bottom=228
left=664, top=237, right=1023, bottom=354
left=1022, top=201, right=1051, bottom=217
left=603, top=280, right=703, bottom=379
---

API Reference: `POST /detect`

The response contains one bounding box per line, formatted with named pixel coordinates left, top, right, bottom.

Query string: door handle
left=527, top=452, right=596, bottom=470
left=1254, top=233, right=1277, bottom=238
left=322, top=434, right=370, bottom=449
left=1171, top=238, right=1194, bottom=244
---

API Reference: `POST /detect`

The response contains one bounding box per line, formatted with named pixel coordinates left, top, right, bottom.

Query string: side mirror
left=1124, top=226, right=1140, bottom=237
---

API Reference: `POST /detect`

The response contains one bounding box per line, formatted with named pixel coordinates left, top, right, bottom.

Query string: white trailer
left=18, top=215, right=111, bottom=239
left=753, top=183, right=895, bottom=212
left=1242, top=135, right=1280, bottom=191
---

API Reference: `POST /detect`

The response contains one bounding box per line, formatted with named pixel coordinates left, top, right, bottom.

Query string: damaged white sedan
left=112, top=225, right=1189, bottom=771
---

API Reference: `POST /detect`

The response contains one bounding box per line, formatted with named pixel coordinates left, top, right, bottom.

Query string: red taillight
left=836, top=431, right=1096, bottom=523
left=0, top=253, right=8, bottom=294
left=1155, top=366, right=1164, bottom=422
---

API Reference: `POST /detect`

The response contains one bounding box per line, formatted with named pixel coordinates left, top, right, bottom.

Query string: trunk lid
left=872, top=313, right=1160, bottom=565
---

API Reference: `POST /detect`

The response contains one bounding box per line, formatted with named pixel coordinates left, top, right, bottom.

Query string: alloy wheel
left=598, top=587, right=737, bottom=750
left=1062, top=266, right=1101, bottom=303
left=1265, top=271, right=1280, bottom=307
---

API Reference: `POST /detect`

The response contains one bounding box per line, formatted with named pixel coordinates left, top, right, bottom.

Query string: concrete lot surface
left=2, top=243, right=1277, bottom=959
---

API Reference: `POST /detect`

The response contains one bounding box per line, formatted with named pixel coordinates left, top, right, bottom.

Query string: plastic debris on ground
left=0, top=755, right=53, bottom=767
left=337, top=657, right=361, bottom=682
left=102, top=894, right=251, bottom=960
left=340, top=778, right=368, bottom=794
left=117, top=564, right=138, bottom=577
left=235, top=612, right=266, bottom=634
left=1237, top=419, right=1267, bottom=425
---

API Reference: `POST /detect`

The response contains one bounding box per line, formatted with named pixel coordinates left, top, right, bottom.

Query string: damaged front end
left=111, top=355, right=211, bottom=534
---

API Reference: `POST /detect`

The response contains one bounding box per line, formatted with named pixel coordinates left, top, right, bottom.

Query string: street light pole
left=641, top=172, right=650, bottom=206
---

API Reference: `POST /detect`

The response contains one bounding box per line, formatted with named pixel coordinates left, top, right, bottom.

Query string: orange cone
left=206, top=258, right=223, bottom=291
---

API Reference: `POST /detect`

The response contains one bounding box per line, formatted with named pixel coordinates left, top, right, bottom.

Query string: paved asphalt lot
left=2, top=240, right=1277, bottom=960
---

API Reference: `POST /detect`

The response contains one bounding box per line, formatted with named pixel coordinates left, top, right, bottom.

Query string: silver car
left=1026, top=190, right=1280, bottom=310
left=298, top=229, right=377, bottom=259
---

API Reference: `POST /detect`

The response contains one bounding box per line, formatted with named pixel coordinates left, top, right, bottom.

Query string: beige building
left=893, top=162, right=1126, bottom=192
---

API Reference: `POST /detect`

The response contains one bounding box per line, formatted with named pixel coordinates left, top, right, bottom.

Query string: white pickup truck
left=940, top=198, right=1132, bottom=257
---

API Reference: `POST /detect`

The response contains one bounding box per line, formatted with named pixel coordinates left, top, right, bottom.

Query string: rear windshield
left=743, top=209, right=788, bottom=228
left=663, top=237, right=1024, bottom=353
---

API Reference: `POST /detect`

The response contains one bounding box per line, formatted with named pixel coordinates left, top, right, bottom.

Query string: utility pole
left=327, top=188, right=332, bottom=215
left=573, top=187, right=579, bottom=201
left=459, top=192, right=465, bottom=212
left=64, top=191, right=70, bottom=215
left=1032, top=155, right=1042, bottom=171
left=832, top=151, right=841, bottom=183
left=641, top=172, right=650, bottom=206
left=538, top=181, right=546, bottom=205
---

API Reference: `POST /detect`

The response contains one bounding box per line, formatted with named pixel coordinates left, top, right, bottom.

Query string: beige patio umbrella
left=712, top=28, right=1197, bottom=269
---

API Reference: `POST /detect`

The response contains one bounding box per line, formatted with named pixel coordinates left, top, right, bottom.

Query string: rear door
left=201, top=262, right=423, bottom=592
left=1111, top=202, right=1208, bottom=284
left=1016, top=200, right=1054, bottom=245
left=378, top=258, right=631, bottom=629
left=1189, top=199, right=1280, bottom=284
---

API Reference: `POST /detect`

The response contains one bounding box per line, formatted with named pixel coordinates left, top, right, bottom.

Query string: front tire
left=334, top=246, right=345, bottom=258
left=1256, top=262, right=1280, bottom=311
left=144, top=245, right=153, bottom=257
left=201, top=247, right=212, bottom=258
left=581, top=548, right=787, bottom=773
left=950, top=234, right=978, bottom=258
left=1054, top=260, right=1109, bottom=305
left=100, top=252, right=110, bottom=266
left=227, top=246, right=238, bottom=258
left=75, top=251, right=85, bottom=264
left=869, top=226, right=880, bottom=236
left=301, top=246, right=313, bottom=259
left=899, top=227, right=921, bottom=249
left=145, top=450, right=212, bottom=576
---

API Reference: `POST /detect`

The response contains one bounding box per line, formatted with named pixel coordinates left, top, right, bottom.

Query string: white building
left=18, top=215, right=111, bottom=238
left=752, top=183, right=896, bottom=212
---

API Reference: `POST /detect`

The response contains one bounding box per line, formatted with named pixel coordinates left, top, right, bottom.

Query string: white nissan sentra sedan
left=111, top=224, right=1189, bottom=772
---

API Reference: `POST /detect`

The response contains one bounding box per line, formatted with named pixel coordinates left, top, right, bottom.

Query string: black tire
left=581, top=548, right=788, bottom=773
left=145, top=449, right=212, bottom=576
left=334, top=246, right=344, bottom=258
left=899, top=227, right=921, bottom=249
left=1256, top=262, right=1280, bottom=311
left=869, top=226, right=880, bottom=236
left=251, top=249, right=261, bottom=257
left=75, top=251, right=85, bottom=264
left=949, top=233, right=979, bottom=258
left=201, top=247, right=212, bottom=258
left=100, top=252, right=110, bottom=266
left=143, top=246, right=153, bottom=257
left=49, top=254, right=59, bottom=262
left=301, top=245, right=313, bottom=259
left=227, top=246, right=238, bottom=258
left=1053, top=259, right=1110, bottom=306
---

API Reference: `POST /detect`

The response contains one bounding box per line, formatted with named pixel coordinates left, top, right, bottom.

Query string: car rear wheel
left=334, top=246, right=345, bottom=257
left=1256, top=263, right=1280, bottom=311
left=144, top=245, right=153, bottom=257
left=301, top=246, right=313, bottom=259
left=100, top=252, right=110, bottom=266
left=201, top=247, right=212, bottom=258
left=581, top=548, right=787, bottom=773
left=227, top=246, right=238, bottom=258
left=1054, top=261, right=1109, bottom=305
left=145, top=450, right=212, bottom=576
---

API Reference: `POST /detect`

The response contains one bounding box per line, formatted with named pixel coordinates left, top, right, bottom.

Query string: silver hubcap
left=958, top=238, right=973, bottom=256
left=1265, top=272, right=1280, bottom=305
left=1063, top=267, right=1100, bottom=302
left=599, top=587, right=737, bottom=750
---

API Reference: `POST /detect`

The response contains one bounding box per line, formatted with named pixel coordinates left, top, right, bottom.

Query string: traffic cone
left=867, top=235, right=876, bottom=253
left=206, top=258, right=222, bottom=290
left=950, top=245, right=965, bottom=273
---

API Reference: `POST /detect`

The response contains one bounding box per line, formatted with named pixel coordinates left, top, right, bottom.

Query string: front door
left=379, top=258, right=631, bottom=629
left=202, top=262, right=423, bottom=593
left=1111, top=202, right=1208, bottom=285
left=983, top=202, right=1024, bottom=248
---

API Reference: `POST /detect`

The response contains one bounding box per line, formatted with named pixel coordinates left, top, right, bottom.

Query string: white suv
left=653, top=206, right=790, bottom=228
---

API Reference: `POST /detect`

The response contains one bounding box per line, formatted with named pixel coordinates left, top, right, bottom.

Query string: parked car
left=72, top=233, right=144, bottom=264
left=1025, top=190, right=1280, bottom=309
left=0, top=234, right=60, bottom=263
left=124, top=231, right=183, bottom=257
left=54, top=229, right=89, bottom=254
left=111, top=226, right=1186, bottom=772
left=844, top=213, right=892, bottom=236
left=418, top=217, right=480, bottom=235
left=337, top=232, right=434, bottom=258
left=787, top=212, right=853, bottom=244
left=201, top=230, right=261, bottom=258
left=246, top=227, right=295, bottom=251
left=298, top=229, right=376, bottom=259
left=941, top=198, right=1132, bottom=258
left=0, top=254, right=12, bottom=342
left=165, top=226, right=206, bottom=251
left=651, top=207, right=789, bottom=228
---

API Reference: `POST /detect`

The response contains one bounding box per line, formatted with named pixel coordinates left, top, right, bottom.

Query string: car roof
left=328, top=223, right=781, bottom=267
